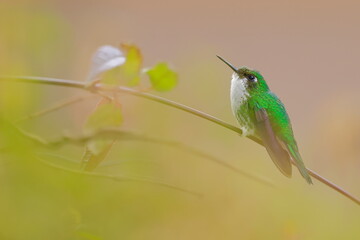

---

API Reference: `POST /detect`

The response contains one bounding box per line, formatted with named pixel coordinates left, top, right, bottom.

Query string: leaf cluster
left=83, top=44, right=178, bottom=170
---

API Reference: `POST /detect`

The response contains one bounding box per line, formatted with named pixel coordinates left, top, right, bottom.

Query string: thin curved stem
left=37, top=157, right=201, bottom=197
left=16, top=95, right=96, bottom=123
left=1, top=76, right=359, bottom=205
left=307, top=168, right=360, bottom=205
left=105, top=85, right=263, bottom=145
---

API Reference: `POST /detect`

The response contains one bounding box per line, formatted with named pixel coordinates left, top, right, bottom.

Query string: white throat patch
left=230, top=73, right=249, bottom=115
left=230, top=73, right=253, bottom=136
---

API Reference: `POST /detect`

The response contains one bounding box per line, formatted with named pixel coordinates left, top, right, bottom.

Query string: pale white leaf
left=87, top=45, right=126, bottom=81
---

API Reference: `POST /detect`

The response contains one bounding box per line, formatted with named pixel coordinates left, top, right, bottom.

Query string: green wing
left=253, top=96, right=312, bottom=184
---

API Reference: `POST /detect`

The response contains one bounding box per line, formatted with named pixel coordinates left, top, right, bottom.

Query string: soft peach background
left=0, top=0, right=359, bottom=239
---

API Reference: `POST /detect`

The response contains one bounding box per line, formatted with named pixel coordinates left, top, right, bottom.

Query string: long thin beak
left=216, top=55, right=238, bottom=72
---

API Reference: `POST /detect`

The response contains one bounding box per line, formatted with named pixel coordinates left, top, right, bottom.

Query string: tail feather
left=287, top=144, right=313, bottom=184
left=253, top=106, right=312, bottom=184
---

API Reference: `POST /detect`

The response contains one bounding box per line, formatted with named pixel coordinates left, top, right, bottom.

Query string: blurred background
left=0, top=0, right=360, bottom=239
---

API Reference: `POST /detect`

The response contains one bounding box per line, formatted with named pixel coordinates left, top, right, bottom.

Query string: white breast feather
left=230, top=73, right=254, bottom=136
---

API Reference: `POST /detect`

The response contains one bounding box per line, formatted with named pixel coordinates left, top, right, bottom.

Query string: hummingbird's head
left=217, top=56, right=269, bottom=94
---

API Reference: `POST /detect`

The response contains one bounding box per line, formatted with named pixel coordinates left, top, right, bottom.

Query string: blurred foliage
left=119, top=44, right=142, bottom=86
left=82, top=99, right=122, bottom=170
left=146, top=62, right=178, bottom=91
left=82, top=44, right=178, bottom=170
left=84, top=100, right=123, bottom=133
left=88, top=44, right=143, bottom=86
left=0, top=3, right=360, bottom=240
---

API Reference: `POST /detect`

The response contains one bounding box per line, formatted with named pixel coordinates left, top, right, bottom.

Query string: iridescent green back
left=248, top=92, right=295, bottom=144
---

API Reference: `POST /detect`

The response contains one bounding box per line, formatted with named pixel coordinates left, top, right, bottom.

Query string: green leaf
left=146, top=62, right=178, bottom=91
left=84, top=101, right=123, bottom=132
left=120, top=44, right=142, bottom=86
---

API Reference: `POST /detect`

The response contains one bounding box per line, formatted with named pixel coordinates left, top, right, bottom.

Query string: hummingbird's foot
left=239, top=132, right=247, bottom=137
left=238, top=126, right=253, bottom=137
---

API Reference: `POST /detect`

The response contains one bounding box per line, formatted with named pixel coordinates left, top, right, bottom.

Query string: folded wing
left=254, top=107, right=292, bottom=178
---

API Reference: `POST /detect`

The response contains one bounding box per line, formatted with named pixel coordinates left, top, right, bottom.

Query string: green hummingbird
left=217, top=56, right=312, bottom=184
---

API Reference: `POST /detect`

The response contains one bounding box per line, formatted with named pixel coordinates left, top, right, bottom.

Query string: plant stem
left=16, top=95, right=96, bottom=123
left=37, top=157, right=201, bottom=197
left=1, top=76, right=359, bottom=205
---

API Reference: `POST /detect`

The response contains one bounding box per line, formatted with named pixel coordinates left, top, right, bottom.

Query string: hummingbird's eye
left=247, top=74, right=257, bottom=82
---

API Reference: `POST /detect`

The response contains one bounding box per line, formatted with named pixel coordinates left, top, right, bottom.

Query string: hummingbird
left=217, top=56, right=312, bottom=184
